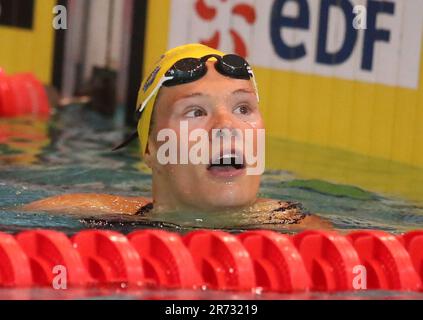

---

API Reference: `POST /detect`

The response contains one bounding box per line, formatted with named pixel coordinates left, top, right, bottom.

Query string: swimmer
left=23, top=44, right=331, bottom=230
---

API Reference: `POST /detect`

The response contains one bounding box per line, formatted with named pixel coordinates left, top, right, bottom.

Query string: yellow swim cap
left=136, top=43, right=224, bottom=155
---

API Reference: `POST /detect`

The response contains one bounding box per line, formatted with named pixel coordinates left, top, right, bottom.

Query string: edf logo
left=169, top=0, right=423, bottom=89
left=195, top=0, right=256, bottom=57
left=271, top=0, right=394, bottom=71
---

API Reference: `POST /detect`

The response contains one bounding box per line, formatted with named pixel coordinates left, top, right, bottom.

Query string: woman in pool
left=23, top=44, right=330, bottom=229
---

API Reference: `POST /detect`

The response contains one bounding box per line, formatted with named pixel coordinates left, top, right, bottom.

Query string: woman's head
left=138, top=44, right=265, bottom=212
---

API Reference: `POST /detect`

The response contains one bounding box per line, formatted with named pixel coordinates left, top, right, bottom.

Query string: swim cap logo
left=195, top=0, right=256, bottom=58
left=143, top=66, right=161, bottom=93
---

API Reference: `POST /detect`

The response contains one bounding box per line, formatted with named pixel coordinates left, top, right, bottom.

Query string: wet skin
left=22, top=62, right=332, bottom=230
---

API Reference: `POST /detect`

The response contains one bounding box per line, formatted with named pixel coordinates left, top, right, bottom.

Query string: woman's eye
left=185, top=108, right=206, bottom=118
left=234, top=105, right=251, bottom=115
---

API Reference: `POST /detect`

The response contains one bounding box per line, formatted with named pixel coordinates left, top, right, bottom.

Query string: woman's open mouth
left=207, top=152, right=246, bottom=178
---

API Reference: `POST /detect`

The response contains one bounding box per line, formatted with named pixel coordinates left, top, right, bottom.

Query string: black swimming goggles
left=163, top=53, right=256, bottom=86
left=113, top=54, right=258, bottom=150
left=138, top=54, right=259, bottom=116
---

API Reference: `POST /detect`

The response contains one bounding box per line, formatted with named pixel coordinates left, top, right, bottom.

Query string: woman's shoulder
left=251, top=198, right=333, bottom=230
left=21, top=193, right=151, bottom=215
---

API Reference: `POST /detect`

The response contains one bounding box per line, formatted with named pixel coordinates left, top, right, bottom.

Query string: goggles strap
left=247, top=66, right=260, bottom=103
left=137, top=75, right=174, bottom=115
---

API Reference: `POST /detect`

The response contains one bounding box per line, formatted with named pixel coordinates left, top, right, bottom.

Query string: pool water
left=1, top=105, right=423, bottom=234
left=1, top=105, right=423, bottom=299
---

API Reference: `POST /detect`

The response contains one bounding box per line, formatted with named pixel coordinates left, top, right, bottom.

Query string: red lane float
left=0, top=70, right=14, bottom=117
left=16, top=230, right=89, bottom=287
left=0, top=232, right=32, bottom=287
left=0, top=69, right=50, bottom=117
left=16, top=74, right=50, bottom=115
left=183, top=230, right=256, bottom=291
left=72, top=230, right=144, bottom=287
left=400, top=231, right=423, bottom=287
left=1, top=229, right=423, bottom=293
left=238, top=230, right=310, bottom=292
left=128, top=230, right=203, bottom=289
left=293, top=230, right=361, bottom=292
left=348, top=230, right=421, bottom=291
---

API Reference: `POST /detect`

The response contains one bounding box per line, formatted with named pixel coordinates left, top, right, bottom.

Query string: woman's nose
left=211, top=107, right=235, bottom=130
left=209, top=108, right=243, bottom=141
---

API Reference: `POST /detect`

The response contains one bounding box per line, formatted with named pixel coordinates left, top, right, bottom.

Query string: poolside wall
left=0, top=0, right=56, bottom=83
left=143, top=0, right=423, bottom=171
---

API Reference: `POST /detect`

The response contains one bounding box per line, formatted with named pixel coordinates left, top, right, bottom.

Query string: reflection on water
left=0, top=105, right=422, bottom=234
left=0, top=116, right=50, bottom=165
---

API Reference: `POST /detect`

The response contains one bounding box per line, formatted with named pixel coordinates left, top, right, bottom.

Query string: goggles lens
left=165, top=57, right=207, bottom=86
left=219, top=54, right=250, bottom=79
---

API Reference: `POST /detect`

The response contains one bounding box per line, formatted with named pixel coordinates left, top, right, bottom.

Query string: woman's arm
left=294, top=214, right=333, bottom=230
left=250, top=198, right=333, bottom=230
left=21, top=193, right=151, bottom=215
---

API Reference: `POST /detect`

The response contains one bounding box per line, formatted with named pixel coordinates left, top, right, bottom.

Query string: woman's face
left=144, top=61, right=265, bottom=212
